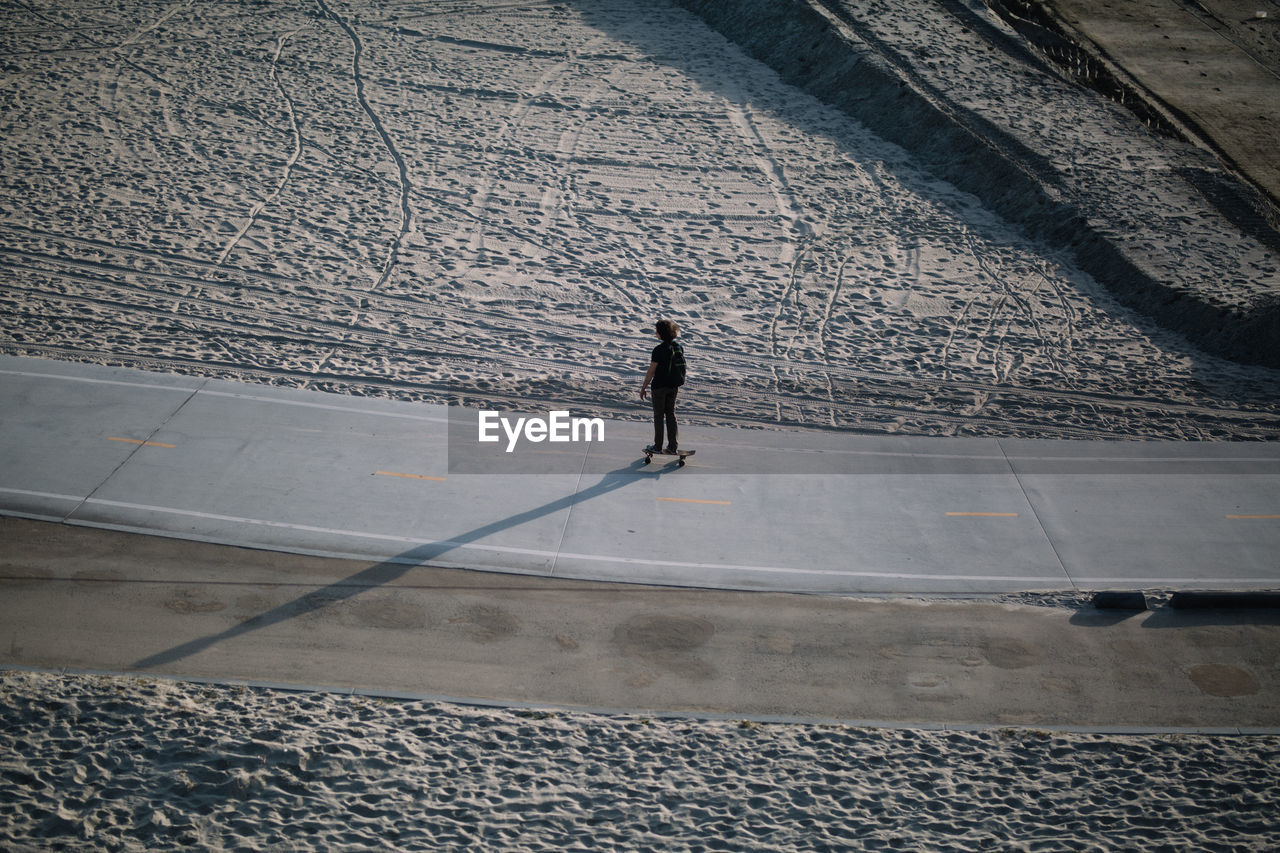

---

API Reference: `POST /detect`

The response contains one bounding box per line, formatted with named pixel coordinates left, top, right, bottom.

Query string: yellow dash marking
left=946, top=512, right=1019, bottom=518
left=657, top=497, right=731, bottom=506
left=375, top=470, right=446, bottom=482
left=1226, top=514, right=1280, bottom=519
left=108, top=437, right=176, bottom=449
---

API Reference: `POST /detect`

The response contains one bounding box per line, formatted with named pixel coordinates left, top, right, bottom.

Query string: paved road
left=3, top=356, right=1280, bottom=596
left=3, top=356, right=1279, bottom=728
left=1, top=515, right=1278, bottom=730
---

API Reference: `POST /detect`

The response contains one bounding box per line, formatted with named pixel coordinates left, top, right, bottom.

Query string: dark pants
left=651, top=386, right=678, bottom=450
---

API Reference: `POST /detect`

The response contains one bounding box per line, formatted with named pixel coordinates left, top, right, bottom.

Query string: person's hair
left=655, top=319, right=679, bottom=341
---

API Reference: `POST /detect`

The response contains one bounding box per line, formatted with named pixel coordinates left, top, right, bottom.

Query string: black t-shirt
left=650, top=340, right=684, bottom=388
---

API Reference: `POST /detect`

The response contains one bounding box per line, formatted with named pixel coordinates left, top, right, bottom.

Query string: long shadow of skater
left=132, top=461, right=654, bottom=670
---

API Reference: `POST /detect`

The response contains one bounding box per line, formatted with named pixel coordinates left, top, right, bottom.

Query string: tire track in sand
left=216, top=28, right=307, bottom=267
left=724, top=91, right=815, bottom=422
left=311, top=0, right=415, bottom=385
left=314, top=0, right=412, bottom=293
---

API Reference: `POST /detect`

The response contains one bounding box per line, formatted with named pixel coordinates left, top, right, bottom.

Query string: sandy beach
left=3, top=671, right=1278, bottom=851
left=1, top=0, right=1278, bottom=439
left=3, top=0, right=1280, bottom=848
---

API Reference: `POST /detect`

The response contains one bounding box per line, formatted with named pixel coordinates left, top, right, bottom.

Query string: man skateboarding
left=639, top=319, right=686, bottom=455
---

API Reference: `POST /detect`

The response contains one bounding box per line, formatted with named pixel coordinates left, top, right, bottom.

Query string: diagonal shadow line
left=132, top=461, right=655, bottom=671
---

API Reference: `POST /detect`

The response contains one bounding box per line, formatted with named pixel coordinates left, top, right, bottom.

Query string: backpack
left=658, top=340, right=686, bottom=387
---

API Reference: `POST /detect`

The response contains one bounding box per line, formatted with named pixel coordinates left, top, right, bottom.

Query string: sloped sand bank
left=676, top=0, right=1280, bottom=368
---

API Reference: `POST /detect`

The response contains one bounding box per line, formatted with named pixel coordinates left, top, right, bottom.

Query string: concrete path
left=3, top=517, right=1278, bottom=731
left=3, top=356, right=1280, bottom=596
left=2, top=356, right=1279, bottom=728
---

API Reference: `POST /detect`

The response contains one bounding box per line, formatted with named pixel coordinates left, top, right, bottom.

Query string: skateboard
left=643, top=448, right=696, bottom=467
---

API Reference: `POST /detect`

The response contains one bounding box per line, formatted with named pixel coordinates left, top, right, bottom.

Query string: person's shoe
left=665, top=445, right=678, bottom=454
left=645, top=444, right=662, bottom=453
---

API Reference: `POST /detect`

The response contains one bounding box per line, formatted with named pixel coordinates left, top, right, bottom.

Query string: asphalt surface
left=2, top=517, right=1278, bottom=731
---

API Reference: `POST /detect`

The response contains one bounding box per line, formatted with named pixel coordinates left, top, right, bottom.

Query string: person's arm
left=640, top=361, right=657, bottom=400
